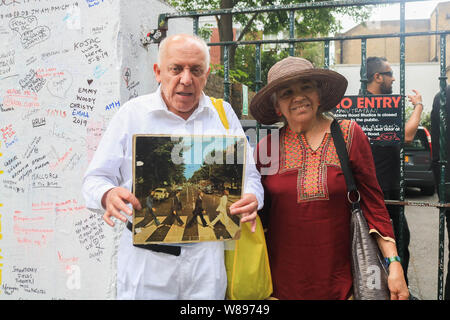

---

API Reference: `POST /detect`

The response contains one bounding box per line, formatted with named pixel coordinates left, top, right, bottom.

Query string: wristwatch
left=384, top=256, right=401, bottom=268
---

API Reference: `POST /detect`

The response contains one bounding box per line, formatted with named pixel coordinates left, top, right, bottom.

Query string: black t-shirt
left=431, top=87, right=450, bottom=184
left=370, top=144, right=401, bottom=192
left=366, top=90, right=401, bottom=193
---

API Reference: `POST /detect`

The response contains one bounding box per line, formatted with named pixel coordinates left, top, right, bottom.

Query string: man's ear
left=153, top=63, right=161, bottom=83
left=373, top=72, right=383, bottom=84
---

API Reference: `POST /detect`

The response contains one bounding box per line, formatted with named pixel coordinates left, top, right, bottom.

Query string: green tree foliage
left=169, top=0, right=370, bottom=66
left=188, top=140, right=244, bottom=192
left=405, top=104, right=431, bottom=132
left=135, top=137, right=186, bottom=198
left=169, top=0, right=370, bottom=90
left=228, top=44, right=290, bottom=91
left=421, top=112, right=431, bottom=131
left=211, top=41, right=327, bottom=92
left=189, top=165, right=210, bottom=183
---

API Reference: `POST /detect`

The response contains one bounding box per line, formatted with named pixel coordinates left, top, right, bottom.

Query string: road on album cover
left=136, top=185, right=240, bottom=243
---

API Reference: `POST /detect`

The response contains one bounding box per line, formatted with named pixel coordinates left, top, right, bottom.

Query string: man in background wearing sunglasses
left=364, top=56, right=424, bottom=288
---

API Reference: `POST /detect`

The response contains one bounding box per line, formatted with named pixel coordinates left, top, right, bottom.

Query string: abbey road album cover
left=132, top=134, right=246, bottom=244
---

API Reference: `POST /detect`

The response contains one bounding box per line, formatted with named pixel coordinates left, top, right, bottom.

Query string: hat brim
left=250, top=69, right=348, bottom=125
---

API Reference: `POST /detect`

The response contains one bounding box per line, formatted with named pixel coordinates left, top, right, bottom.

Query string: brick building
left=335, top=1, right=450, bottom=73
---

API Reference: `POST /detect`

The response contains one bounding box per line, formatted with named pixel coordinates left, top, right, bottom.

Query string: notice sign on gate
left=333, top=95, right=402, bottom=145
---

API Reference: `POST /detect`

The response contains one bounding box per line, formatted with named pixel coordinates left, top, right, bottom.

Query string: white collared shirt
left=82, top=87, right=263, bottom=217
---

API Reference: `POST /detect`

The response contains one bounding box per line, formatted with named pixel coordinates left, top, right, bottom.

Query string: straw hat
left=249, top=57, right=348, bottom=125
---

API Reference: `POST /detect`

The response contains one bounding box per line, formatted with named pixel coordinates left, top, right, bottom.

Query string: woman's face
left=274, top=79, right=321, bottom=126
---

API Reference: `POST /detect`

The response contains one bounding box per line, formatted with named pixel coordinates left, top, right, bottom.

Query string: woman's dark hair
left=366, top=56, right=387, bottom=83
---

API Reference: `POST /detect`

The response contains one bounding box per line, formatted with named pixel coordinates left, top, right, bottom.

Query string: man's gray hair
left=157, top=34, right=210, bottom=69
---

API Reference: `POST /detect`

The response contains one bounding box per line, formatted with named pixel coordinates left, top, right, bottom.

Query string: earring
left=276, top=110, right=282, bottom=116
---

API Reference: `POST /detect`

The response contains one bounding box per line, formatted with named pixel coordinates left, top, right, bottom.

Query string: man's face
left=154, top=37, right=210, bottom=120
left=379, top=62, right=395, bottom=94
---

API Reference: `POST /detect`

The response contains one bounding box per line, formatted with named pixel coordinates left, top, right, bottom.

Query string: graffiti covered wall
left=0, top=0, right=190, bottom=299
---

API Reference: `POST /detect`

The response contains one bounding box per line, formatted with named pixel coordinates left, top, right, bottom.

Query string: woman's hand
left=374, top=235, right=409, bottom=300
left=387, top=262, right=410, bottom=300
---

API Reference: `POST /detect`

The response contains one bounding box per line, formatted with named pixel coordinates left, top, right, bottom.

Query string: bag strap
left=210, top=97, right=229, bottom=131
left=330, top=119, right=360, bottom=207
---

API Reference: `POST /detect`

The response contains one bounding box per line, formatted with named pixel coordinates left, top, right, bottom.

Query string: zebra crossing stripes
left=133, top=217, right=159, bottom=243
left=197, top=221, right=217, bottom=240
left=132, top=214, right=241, bottom=244
left=164, top=216, right=188, bottom=242
left=223, top=215, right=240, bottom=239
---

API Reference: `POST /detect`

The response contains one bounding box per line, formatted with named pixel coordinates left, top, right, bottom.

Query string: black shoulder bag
left=330, top=119, right=390, bottom=300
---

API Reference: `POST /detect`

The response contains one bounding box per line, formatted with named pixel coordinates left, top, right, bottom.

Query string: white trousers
left=116, top=228, right=227, bottom=300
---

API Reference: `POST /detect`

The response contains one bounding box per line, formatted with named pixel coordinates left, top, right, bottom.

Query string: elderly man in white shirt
left=82, top=34, right=263, bottom=300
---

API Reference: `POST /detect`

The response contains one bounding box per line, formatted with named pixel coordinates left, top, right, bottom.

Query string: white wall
left=332, top=62, right=441, bottom=113
left=0, top=0, right=191, bottom=299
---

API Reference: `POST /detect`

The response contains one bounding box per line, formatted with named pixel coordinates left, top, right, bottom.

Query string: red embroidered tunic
left=256, top=120, right=395, bottom=300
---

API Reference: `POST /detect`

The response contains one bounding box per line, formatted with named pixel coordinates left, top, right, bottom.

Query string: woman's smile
left=289, top=99, right=312, bottom=112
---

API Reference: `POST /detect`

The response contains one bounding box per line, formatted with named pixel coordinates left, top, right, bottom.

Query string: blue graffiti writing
left=72, top=109, right=89, bottom=118
left=105, top=100, right=120, bottom=111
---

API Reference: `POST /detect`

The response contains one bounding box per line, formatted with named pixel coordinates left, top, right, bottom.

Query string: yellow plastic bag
left=225, top=215, right=273, bottom=300
left=209, top=96, right=272, bottom=299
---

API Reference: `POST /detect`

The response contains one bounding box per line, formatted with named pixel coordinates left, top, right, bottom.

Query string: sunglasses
left=378, top=71, right=394, bottom=77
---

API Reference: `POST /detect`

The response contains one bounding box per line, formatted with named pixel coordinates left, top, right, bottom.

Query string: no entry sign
left=333, top=95, right=403, bottom=145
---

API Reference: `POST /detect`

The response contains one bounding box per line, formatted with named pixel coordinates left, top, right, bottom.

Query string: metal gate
left=146, top=0, right=449, bottom=300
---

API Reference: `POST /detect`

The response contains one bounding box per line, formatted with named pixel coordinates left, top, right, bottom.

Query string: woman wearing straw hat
left=251, top=56, right=409, bottom=300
